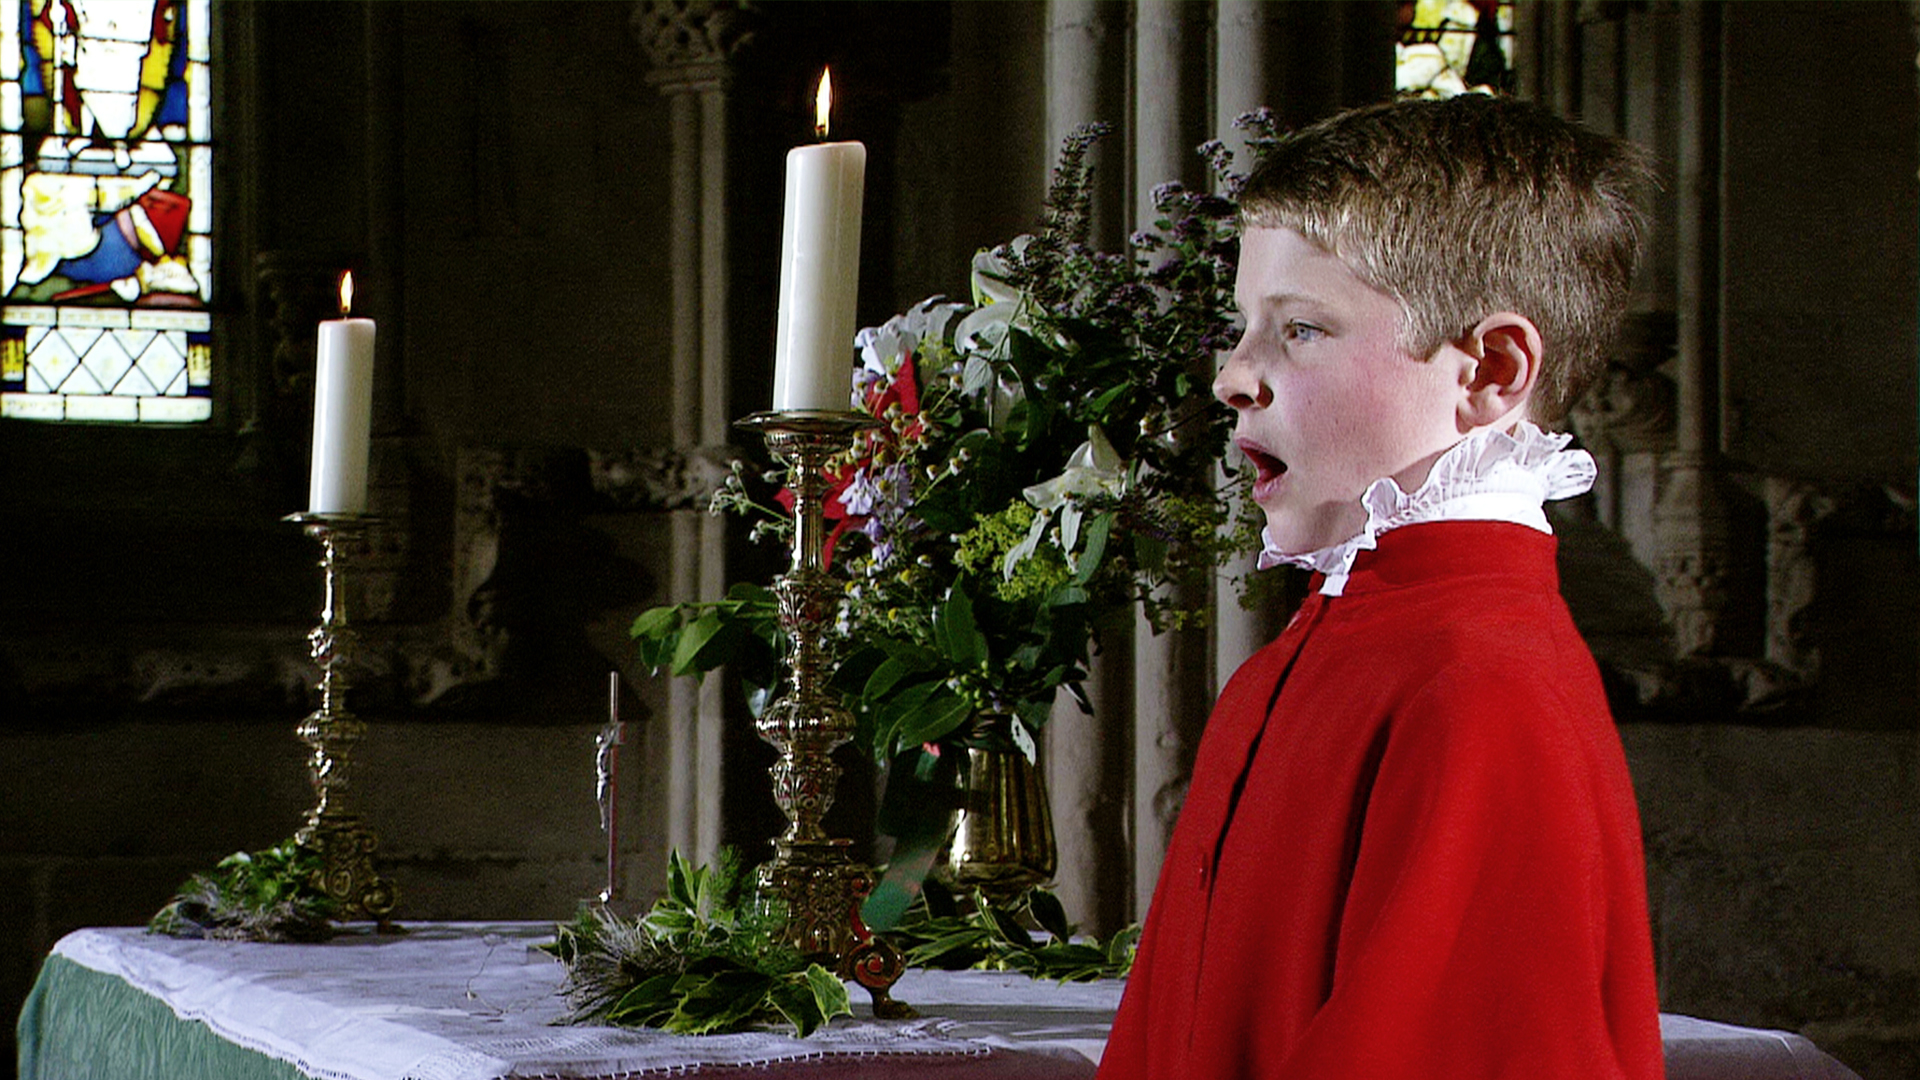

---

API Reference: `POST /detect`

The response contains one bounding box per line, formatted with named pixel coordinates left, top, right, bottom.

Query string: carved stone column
left=1652, top=1, right=1735, bottom=659
left=634, top=0, right=755, bottom=863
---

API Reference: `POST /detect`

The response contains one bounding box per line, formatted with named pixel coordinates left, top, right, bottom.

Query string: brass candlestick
left=735, top=410, right=910, bottom=1015
left=284, top=512, right=398, bottom=926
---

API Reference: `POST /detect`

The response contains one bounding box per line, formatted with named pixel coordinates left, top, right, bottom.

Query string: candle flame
left=338, top=271, right=354, bottom=316
left=814, top=68, right=832, bottom=140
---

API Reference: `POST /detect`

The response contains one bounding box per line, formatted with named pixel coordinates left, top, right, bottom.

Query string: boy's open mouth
left=1239, top=441, right=1288, bottom=483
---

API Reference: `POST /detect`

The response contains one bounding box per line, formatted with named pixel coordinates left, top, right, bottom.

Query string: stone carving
left=255, top=252, right=355, bottom=400
left=1763, top=478, right=1837, bottom=682
left=588, top=445, right=736, bottom=511
left=1652, top=457, right=1738, bottom=660
left=631, top=1, right=756, bottom=79
left=402, top=448, right=517, bottom=707
left=1569, top=312, right=1679, bottom=457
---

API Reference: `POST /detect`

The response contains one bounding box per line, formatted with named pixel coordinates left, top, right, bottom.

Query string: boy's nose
left=1213, top=349, right=1272, bottom=410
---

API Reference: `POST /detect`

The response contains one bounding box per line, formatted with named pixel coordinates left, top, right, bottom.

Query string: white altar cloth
left=46, top=922, right=1109, bottom=1080
left=43, top=921, right=1861, bottom=1080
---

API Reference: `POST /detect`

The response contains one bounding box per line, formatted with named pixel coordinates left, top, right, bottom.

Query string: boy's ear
left=1453, top=312, right=1541, bottom=430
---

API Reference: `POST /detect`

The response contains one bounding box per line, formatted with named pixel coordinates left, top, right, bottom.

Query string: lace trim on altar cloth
left=1258, top=421, right=1596, bottom=597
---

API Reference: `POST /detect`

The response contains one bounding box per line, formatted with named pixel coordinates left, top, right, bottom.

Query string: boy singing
left=1100, top=95, right=1664, bottom=1079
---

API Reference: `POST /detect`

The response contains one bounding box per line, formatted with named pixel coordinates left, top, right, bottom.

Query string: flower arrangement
left=635, top=119, right=1273, bottom=772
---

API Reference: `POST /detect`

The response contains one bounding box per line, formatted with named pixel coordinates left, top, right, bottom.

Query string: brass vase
left=943, top=742, right=1057, bottom=899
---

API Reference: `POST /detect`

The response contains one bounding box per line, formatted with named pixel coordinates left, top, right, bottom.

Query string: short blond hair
left=1238, top=94, right=1653, bottom=423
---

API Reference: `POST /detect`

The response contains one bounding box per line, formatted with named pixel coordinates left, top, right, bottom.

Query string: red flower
left=777, top=462, right=860, bottom=567
left=774, top=356, right=926, bottom=567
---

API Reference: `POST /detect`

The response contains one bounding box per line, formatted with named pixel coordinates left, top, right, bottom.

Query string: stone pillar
left=1212, top=1, right=1284, bottom=686
left=1046, top=0, right=1128, bottom=251
left=1042, top=0, right=1129, bottom=934
left=1126, top=0, right=1215, bottom=925
left=634, top=0, right=754, bottom=863
left=1652, top=2, right=1735, bottom=659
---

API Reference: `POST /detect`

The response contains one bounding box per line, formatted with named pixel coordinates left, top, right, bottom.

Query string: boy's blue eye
left=1284, top=321, right=1324, bottom=342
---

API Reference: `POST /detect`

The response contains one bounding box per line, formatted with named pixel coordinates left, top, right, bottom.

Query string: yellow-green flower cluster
left=954, top=504, right=1073, bottom=604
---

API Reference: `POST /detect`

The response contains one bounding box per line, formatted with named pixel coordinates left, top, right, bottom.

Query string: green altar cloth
left=19, top=955, right=307, bottom=1080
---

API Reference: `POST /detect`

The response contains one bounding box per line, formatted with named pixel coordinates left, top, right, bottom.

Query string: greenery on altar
left=632, top=116, right=1277, bottom=771
left=886, top=877, right=1139, bottom=982
left=542, top=849, right=1136, bottom=1037
left=542, top=849, right=853, bottom=1036
left=149, top=840, right=339, bottom=943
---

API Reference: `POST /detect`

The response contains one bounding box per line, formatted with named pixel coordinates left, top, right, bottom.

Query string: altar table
left=19, top=922, right=1861, bottom=1080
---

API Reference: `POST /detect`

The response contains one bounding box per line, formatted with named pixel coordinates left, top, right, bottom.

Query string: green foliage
left=149, top=840, right=339, bottom=943
left=542, top=849, right=851, bottom=1037
left=629, top=583, right=786, bottom=718
left=881, top=879, right=1140, bottom=983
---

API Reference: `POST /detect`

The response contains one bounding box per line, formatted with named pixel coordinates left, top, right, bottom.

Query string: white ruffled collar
left=1258, top=421, right=1596, bottom=597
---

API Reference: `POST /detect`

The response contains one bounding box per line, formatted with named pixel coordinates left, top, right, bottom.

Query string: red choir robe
left=1099, top=520, right=1663, bottom=1080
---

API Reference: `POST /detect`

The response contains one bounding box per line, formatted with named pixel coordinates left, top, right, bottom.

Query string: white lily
left=857, top=297, right=968, bottom=379
left=1022, top=425, right=1125, bottom=512
left=1001, top=426, right=1127, bottom=579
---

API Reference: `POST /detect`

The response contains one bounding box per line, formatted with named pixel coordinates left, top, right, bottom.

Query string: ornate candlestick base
left=735, top=410, right=909, bottom=1016
left=285, top=512, right=399, bottom=927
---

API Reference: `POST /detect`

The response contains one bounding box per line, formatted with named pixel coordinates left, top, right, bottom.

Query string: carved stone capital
left=1570, top=311, right=1679, bottom=455
left=588, top=445, right=737, bottom=511
left=255, top=251, right=356, bottom=399
left=632, top=1, right=756, bottom=92
left=1571, top=364, right=1677, bottom=455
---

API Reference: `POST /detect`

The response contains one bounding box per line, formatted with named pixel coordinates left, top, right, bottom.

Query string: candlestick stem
left=735, top=410, right=911, bottom=1017
left=284, top=512, right=398, bottom=927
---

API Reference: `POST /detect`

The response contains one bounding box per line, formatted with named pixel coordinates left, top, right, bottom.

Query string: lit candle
left=772, top=67, right=866, bottom=412
left=308, top=272, right=377, bottom=514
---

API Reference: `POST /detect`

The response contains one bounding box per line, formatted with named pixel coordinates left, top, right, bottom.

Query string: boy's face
left=1217, top=226, right=1471, bottom=555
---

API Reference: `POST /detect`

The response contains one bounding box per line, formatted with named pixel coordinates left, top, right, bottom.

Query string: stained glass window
left=1398, top=0, right=1514, bottom=98
left=0, top=0, right=211, bottom=424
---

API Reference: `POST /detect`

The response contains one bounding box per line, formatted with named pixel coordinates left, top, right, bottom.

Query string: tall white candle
left=308, top=272, right=377, bottom=514
left=772, top=68, right=866, bottom=412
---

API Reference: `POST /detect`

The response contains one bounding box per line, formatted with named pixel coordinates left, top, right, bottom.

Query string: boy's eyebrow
left=1239, top=291, right=1331, bottom=316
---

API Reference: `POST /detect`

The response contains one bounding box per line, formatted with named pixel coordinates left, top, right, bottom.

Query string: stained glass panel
left=0, top=0, right=211, bottom=424
left=1398, top=0, right=1514, bottom=99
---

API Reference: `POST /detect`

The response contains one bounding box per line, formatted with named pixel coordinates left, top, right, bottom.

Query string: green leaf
left=630, top=605, right=681, bottom=641
left=1073, top=512, right=1115, bottom=585
left=932, top=589, right=988, bottom=668
left=670, top=612, right=724, bottom=676
left=863, top=657, right=917, bottom=702
left=724, top=581, right=776, bottom=604
left=1106, top=923, right=1142, bottom=971
left=766, top=978, right=825, bottom=1036
left=1027, top=888, right=1075, bottom=943
left=665, top=969, right=774, bottom=1034
left=896, top=687, right=975, bottom=748
left=606, top=972, right=680, bottom=1026
left=903, top=925, right=992, bottom=968
left=1048, top=584, right=1089, bottom=608
left=1086, top=382, right=1129, bottom=417
left=802, top=963, right=852, bottom=1028
left=983, top=902, right=1033, bottom=950
left=962, top=353, right=994, bottom=397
